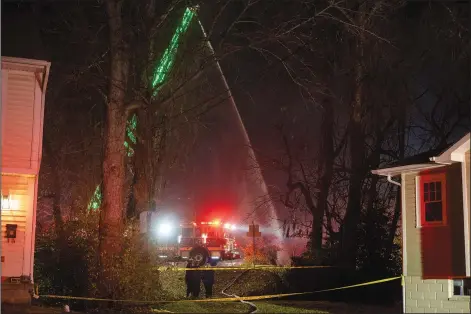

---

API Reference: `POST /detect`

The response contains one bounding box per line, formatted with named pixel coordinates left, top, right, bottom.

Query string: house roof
left=2, top=57, right=51, bottom=93
left=384, top=146, right=449, bottom=168
left=431, top=132, right=470, bottom=163
left=372, top=133, right=471, bottom=177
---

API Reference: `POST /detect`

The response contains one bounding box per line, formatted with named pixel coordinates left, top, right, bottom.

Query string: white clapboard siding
left=1, top=175, right=31, bottom=277
left=1, top=70, right=36, bottom=170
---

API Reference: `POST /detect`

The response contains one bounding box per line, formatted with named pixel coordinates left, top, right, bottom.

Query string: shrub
left=34, top=210, right=99, bottom=309
left=241, top=236, right=281, bottom=265
left=34, top=212, right=165, bottom=312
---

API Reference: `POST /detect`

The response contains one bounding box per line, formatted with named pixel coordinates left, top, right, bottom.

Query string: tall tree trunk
left=99, top=0, right=129, bottom=299
left=130, top=0, right=164, bottom=218
left=133, top=110, right=156, bottom=216
left=385, top=188, right=401, bottom=261
left=364, top=172, right=379, bottom=269
left=311, top=100, right=335, bottom=260
left=339, top=7, right=366, bottom=269
left=44, top=139, right=64, bottom=233
left=52, top=165, right=63, bottom=234
left=364, top=118, right=393, bottom=270
left=385, top=112, right=406, bottom=260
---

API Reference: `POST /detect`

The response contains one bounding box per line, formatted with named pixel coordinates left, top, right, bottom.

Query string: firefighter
left=185, top=259, right=201, bottom=298
left=202, top=259, right=217, bottom=298
left=185, top=259, right=193, bottom=298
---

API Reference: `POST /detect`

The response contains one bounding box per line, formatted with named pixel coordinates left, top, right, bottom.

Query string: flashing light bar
left=200, top=221, right=236, bottom=229
left=201, top=221, right=221, bottom=225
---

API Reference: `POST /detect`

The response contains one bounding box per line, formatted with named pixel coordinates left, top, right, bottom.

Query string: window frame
left=418, top=172, right=447, bottom=227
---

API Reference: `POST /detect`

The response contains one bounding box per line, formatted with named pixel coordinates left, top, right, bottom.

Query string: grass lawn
left=156, top=301, right=249, bottom=313
left=155, top=301, right=327, bottom=313
left=254, top=301, right=328, bottom=313
left=154, top=300, right=400, bottom=314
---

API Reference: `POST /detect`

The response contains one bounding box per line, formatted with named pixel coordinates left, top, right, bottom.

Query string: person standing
left=185, top=259, right=202, bottom=298
left=185, top=260, right=193, bottom=298
left=202, top=259, right=217, bottom=298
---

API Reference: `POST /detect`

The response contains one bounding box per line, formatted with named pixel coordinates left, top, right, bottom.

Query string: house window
left=420, top=173, right=447, bottom=226
left=453, top=278, right=471, bottom=296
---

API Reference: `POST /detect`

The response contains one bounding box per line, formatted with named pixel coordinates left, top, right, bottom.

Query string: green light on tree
left=125, top=114, right=138, bottom=157
left=123, top=7, right=195, bottom=156
left=151, top=7, right=195, bottom=95
left=89, top=7, right=196, bottom=211
left=88, top=184, right=102, bottom=211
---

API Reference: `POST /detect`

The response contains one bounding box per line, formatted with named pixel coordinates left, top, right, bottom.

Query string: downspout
left=387, top=175, right=401, bottom=187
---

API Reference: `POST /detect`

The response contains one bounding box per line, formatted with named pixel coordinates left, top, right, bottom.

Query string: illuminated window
left=419, top=173, right=447, bottom=226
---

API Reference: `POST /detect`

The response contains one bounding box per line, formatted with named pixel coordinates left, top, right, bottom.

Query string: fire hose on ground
left=221, top=269, right=258, bottom=314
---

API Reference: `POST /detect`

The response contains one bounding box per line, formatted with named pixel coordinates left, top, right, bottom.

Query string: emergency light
left=157, top=223, right=173, bottom=236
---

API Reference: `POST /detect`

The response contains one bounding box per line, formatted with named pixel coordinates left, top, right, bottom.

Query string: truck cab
left=177, top=221, right=238, bottom=263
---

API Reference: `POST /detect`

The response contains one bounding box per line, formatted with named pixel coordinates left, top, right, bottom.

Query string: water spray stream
left=196, top=19, right=287, bottom=263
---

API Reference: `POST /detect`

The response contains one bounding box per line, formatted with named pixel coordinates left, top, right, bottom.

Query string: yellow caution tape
left=191, top=275, right=402, bottom=302
left=156, top=265, right=334, bottom=271
left=40, top=276, right=401, bottom=303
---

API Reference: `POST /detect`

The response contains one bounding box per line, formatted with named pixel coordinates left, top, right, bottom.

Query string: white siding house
left=1, top=56, right=50, bottom=304
left=373, top=133, right=470, bottom=313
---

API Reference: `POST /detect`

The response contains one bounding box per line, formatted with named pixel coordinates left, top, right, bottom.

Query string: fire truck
left=153, top=219, right=241, bottom=266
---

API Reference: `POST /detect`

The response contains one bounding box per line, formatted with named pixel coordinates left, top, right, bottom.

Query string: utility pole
left=247, top=221, right=261, bottom=268
left=252, top=221, right=256, bottom=268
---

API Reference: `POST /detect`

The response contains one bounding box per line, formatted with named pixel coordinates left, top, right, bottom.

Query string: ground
left=2, top=304, right=79, bottom=313
left=12, top=261, right=401, bottom=313
left=4, top=301, right=400, bottom=313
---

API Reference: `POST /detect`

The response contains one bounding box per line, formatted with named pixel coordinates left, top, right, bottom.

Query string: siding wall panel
left=1, top=175, right=33, bottom=277
left=1, top=70, right=36, bottom=170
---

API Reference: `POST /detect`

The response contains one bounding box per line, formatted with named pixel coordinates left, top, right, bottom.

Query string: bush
left=34, top=211, right=99, bottom=309
left=241, top=236, right=281, bottom=265
left=226, top=270, right=287, bottom=297
left=34, top=212, right=165, bottom=312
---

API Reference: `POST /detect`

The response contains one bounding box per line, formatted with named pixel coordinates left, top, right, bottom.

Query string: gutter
left=429, top=157, right=453, bottom=165
left=387, top=175, right=401, bottom=187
